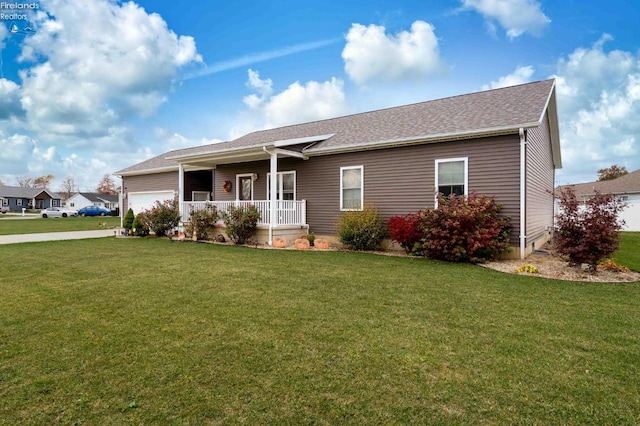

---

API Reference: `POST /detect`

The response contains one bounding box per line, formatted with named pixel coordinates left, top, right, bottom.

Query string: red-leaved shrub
left=420, top=192, right=511, bottom=263
left=387, top=214, right=423, bottom=255
left=554, top=186, right=626, bottom=271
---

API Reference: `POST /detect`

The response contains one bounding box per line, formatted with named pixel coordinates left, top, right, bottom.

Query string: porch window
left=267, top=171, right=296, bottom=201
left=340, top=166, right=363, bottom=211
left=435, top=157, right=468, bottom=202
left=192, top=191, right=210, bottom=201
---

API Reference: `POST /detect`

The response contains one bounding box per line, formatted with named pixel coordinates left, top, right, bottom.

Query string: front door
left=239, top=175, right=253, bottom=200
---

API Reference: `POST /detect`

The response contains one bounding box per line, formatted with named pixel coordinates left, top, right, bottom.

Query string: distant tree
left=60, top=176, right=77, bottom=200
left=96, top=174, right=118, bottom=195
left=16, top=176, right=34, bottom=187
left=34, top=174, right=55, bottom=189
left=597, top=165, right=628, bottom=181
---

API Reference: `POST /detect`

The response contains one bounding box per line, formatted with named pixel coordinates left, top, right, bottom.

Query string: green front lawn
left=614, top=232, right=640, bottom=271
left=0, top=216, right=120, bottom=235
left=1, top=239, right=638, bottom=424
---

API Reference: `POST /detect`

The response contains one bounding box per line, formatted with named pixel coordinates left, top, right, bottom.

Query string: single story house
left=116, top=79, right=562, bottom=258
left=556, top=168, right=640, bottom=232
left=0, top=185, right=61, bottom=211
left=66, top=192, right=119, bottom=212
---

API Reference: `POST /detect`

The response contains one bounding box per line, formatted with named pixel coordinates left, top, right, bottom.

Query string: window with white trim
left=435, top=158, right=468, bottom=199
left=52, top=200, right=59, bottom=207
left=340, top=166, right=363, bottom=210
left=267, top=171, right=296, bottom=201
left=192, top=191, right=210, bottom=201
left=16, top=199, right=23, bottom=206
left=1, top=198, right=7, bottom=206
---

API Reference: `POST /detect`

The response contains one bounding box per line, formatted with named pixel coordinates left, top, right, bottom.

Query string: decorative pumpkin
left=273, top=236, right=287, bottom=248
left=294, top=238, right=310, bottom=250
left=222, top=180, right=232, bottom=193
left=314, top=238, right=330, bottom=250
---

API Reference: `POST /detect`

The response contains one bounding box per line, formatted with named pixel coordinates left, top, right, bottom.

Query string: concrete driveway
left=0, top=229, right=116, bottom=244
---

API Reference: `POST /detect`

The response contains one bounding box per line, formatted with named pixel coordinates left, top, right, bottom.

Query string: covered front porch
left=171, top=134, right=332, bottom=245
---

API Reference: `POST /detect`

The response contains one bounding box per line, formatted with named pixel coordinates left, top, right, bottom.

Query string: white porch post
left=178, top=163, right=184, bottom=219
left=268, top=150, right=278, bottom=246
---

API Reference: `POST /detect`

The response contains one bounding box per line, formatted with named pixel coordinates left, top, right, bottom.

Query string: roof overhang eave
left=115, top=165, right=178, bottom=177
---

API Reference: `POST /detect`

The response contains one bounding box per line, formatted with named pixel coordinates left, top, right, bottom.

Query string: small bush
left=337, top=204, right=388, bottom=251
left=598, top=258, right=630, bottom=273
left=186, top=204, right=218, bottom=240
left=554, top=187, right=626, bottom=271
left=387, top=213, right=423, bottom=255
left=420, top=192, right=511, bottom=263
left=141, top=198, right=180, bottom=237
left=516, top=264, right=540, bottom=274
left=131, top=213, right=149, bottom=236
left=219, top=204, right=261, bottom=244
left=123, top=208, right=135, bottom=231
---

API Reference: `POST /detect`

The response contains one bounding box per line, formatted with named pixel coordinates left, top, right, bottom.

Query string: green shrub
left=186, top=204, right=218, bottom=240
left=337, top=204, right=388, bottom=251
left=141, top=198, right=180, bottom=237
left=123, top=208, right=135, bottom=231
left=219, top=204, right=261, bottom=244
left=420, top=192, right=511, bottom=263
left=131, top=213, right=149, bottom=237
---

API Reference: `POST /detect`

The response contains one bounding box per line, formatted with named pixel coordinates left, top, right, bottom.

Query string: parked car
left=77, top=205, right=111, bottom=217
left=41, top=207, right=78, bottom=218
left=0, top=205, right=8, bottom=214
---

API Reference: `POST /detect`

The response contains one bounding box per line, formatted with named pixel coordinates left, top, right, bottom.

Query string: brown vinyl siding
left=122, top=172, right=178, bottom=212
left=211, top=135, right=521, bottom=243
left=526, top=112, right=555, bottom=244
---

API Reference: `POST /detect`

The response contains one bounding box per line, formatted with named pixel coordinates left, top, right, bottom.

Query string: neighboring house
left=0, top=185, right=62, bottom=211
left=66, top=192, right=119, bottom=211
left=556, top=169, right=640, bottom=232
left=116, top=79, right=562, bottom=258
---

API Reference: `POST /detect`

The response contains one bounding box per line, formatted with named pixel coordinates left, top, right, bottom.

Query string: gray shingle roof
left=0, top=185, right=57, bottom=199
left=115, top=143, right=225, bottom=175
left=557, top=169, right=640, bottom=195
left=118, top=79, right=557, bottom=173
left=79, top=192, right=119, bottom=203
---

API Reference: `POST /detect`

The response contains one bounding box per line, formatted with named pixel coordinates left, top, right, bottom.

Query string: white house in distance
left=66, top=192, right=119, bottom=211
left=557, top=168, right=640, bottom=232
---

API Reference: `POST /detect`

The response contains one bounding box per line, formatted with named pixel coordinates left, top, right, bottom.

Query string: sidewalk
left=0, top=230, right=116, bottom=245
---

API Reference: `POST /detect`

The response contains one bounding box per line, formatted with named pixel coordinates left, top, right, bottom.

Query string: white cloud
left=482, top=65, right=534, bottom=90
left=553, top=36, right=640, bottom=184
left=0, top=78, right=23, bottom=119
left=342, top=20, right=444, bottom=85
left=232, top=69, right=348, bottom=138
left=461, top=0, right=550, bottom=38
left=17, top=0, right=201, bottom=139
left=153, top=128, right=224, bottom=152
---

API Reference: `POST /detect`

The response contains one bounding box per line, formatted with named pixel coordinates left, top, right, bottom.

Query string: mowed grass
left=0, top=216, right=120, bottom=235
left=614, top=232, right=640, bottom=271
left=0, top=239, right=639, bottom=425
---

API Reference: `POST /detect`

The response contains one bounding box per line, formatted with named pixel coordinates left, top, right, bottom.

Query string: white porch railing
left=180, top=200, right=306, bottom=226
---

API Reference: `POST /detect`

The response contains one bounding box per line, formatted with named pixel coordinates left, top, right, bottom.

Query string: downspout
left=263, top=146, right=278, bottom=246
left=119, top=178, right=124, bottom=229
left=178, top=163, right=184, bottom=222
left=519, top=128, right=526, bottom=259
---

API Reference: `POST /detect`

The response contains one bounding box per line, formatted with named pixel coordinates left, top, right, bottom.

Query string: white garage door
left=128, top=191, right=175, bottom=214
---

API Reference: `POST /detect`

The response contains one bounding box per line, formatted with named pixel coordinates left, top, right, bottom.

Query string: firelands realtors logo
left=1, top=2, right=39, bottom=34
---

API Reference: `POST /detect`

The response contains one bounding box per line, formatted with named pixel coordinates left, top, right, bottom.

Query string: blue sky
left=1, top=0, right=639, bottom=191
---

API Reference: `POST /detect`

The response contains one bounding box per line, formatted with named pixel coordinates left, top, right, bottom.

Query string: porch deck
left=180, top=200, right=307, bottom=226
